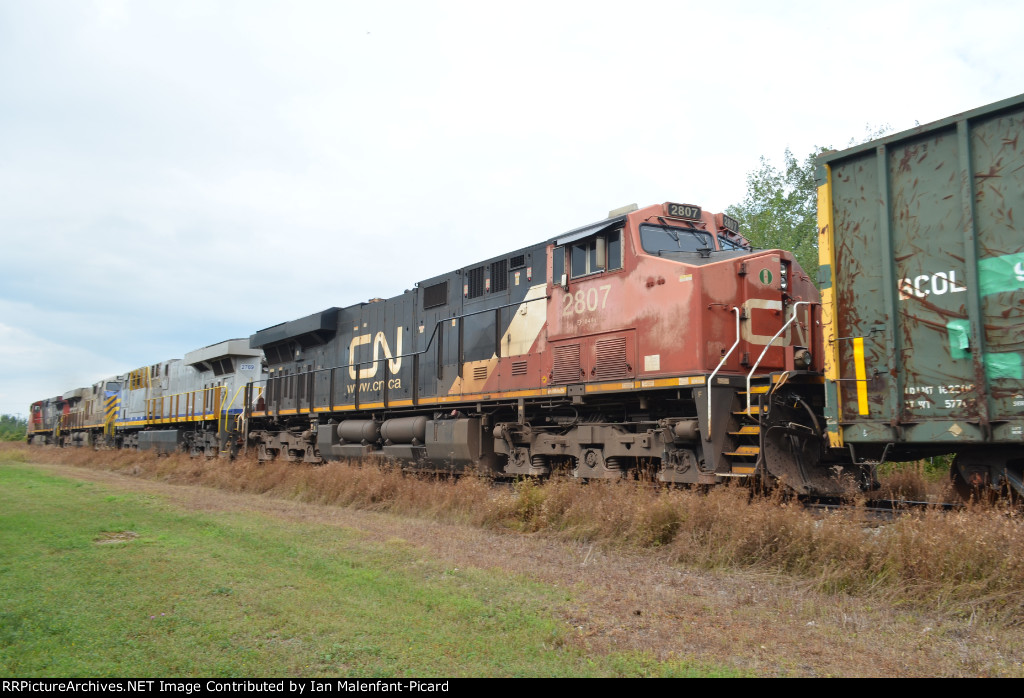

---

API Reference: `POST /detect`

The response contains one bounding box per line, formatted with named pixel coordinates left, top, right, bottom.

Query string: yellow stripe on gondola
left=853, top=337, right=869, bottom=416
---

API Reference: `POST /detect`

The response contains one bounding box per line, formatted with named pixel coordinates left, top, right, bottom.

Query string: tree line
left=1, top=415, right=27, bottom=441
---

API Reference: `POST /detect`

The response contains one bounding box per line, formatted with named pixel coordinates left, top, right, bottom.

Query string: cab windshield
left=639, top=224, right=714, bottom=255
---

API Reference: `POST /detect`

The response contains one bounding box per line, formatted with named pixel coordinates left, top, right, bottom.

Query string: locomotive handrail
left=221, top=384, right=246, bottom=433
left=706, top=306, right=741, bottom=441
left=146, top=385, right=228, bottom=423
left=745, top=301, right=812, bottom=418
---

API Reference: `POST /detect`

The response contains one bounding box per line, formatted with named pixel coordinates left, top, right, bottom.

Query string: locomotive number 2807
left=666, top=202, right=702, bottom=220
left=562, top=284, right=612, bottom=317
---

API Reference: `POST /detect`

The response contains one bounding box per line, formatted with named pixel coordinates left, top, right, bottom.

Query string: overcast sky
left=2, top=0, right=1022, bottom=416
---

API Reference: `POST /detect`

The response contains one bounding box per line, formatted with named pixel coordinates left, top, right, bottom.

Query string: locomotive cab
left=537, top=202, right=853, bottom=491
left=544, top=202, right=822, bottom=386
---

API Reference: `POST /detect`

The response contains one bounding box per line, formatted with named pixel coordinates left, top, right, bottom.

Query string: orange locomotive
left=246, top=202, right=864, bottom=493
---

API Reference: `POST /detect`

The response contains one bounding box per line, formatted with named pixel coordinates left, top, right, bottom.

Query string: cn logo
left=348, top=327, right=403, bottom=380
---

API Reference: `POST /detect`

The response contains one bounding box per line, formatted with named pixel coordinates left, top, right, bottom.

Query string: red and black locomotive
left=245, top=201, right=862, bottom=493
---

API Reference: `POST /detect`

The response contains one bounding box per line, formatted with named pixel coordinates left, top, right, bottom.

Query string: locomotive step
left=724, top=445, right=760, bottom=457
left=728, top=425, right=761, bottom=436
left=730, top=465, right=757, bottom=475
left=733, top=405, right=765, bottom=415
left=738, top=385, right=771, bottom=395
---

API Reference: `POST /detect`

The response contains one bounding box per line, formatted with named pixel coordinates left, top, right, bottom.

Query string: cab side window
left=567, top=229, right=622, bottom=279
left=552, top=246, right=565, bottom=282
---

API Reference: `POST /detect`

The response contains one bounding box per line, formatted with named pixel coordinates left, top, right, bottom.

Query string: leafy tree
left=726, top=147, right=825, bottom=286
left=728, top=127, right=891, bottom=288
left=0, top=414, right=27, bottom=441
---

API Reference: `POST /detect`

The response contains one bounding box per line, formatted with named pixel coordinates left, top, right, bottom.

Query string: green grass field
left=0, top=460, right=737, bottom=678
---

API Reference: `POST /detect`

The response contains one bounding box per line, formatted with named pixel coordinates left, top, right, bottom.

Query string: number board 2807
left=666, top=203, right=702, bottom=220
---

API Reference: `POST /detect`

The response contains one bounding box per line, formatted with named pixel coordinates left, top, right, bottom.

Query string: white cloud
left=0, top=322, right=124, bottom=415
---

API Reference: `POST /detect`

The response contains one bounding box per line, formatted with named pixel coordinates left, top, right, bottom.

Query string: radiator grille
left=551, top=344, right=582, bottom=384
left=490, top=259, right=508, bottom=293
left=467, top=266, right=485, bottom=298
left=511, top=361, right=528, bottom=376
left=594, top=336, right=630, bottom=379
left=473, top=365, right=488, bottom=381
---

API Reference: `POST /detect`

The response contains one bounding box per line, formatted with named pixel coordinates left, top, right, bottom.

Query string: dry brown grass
left=7, top=443, right=1023, bottom=626
left=875, top=459, right=953, bottom=501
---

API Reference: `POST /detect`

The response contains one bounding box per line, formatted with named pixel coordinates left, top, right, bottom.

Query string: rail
left=220, top=384, right=247, bottom=444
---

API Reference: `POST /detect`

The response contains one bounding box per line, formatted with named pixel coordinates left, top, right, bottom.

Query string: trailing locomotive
left=28, top=339, right=265, bottom=457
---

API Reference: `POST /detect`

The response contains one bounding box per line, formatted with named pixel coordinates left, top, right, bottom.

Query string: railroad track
left=800, top=496, right=963, bottom=520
